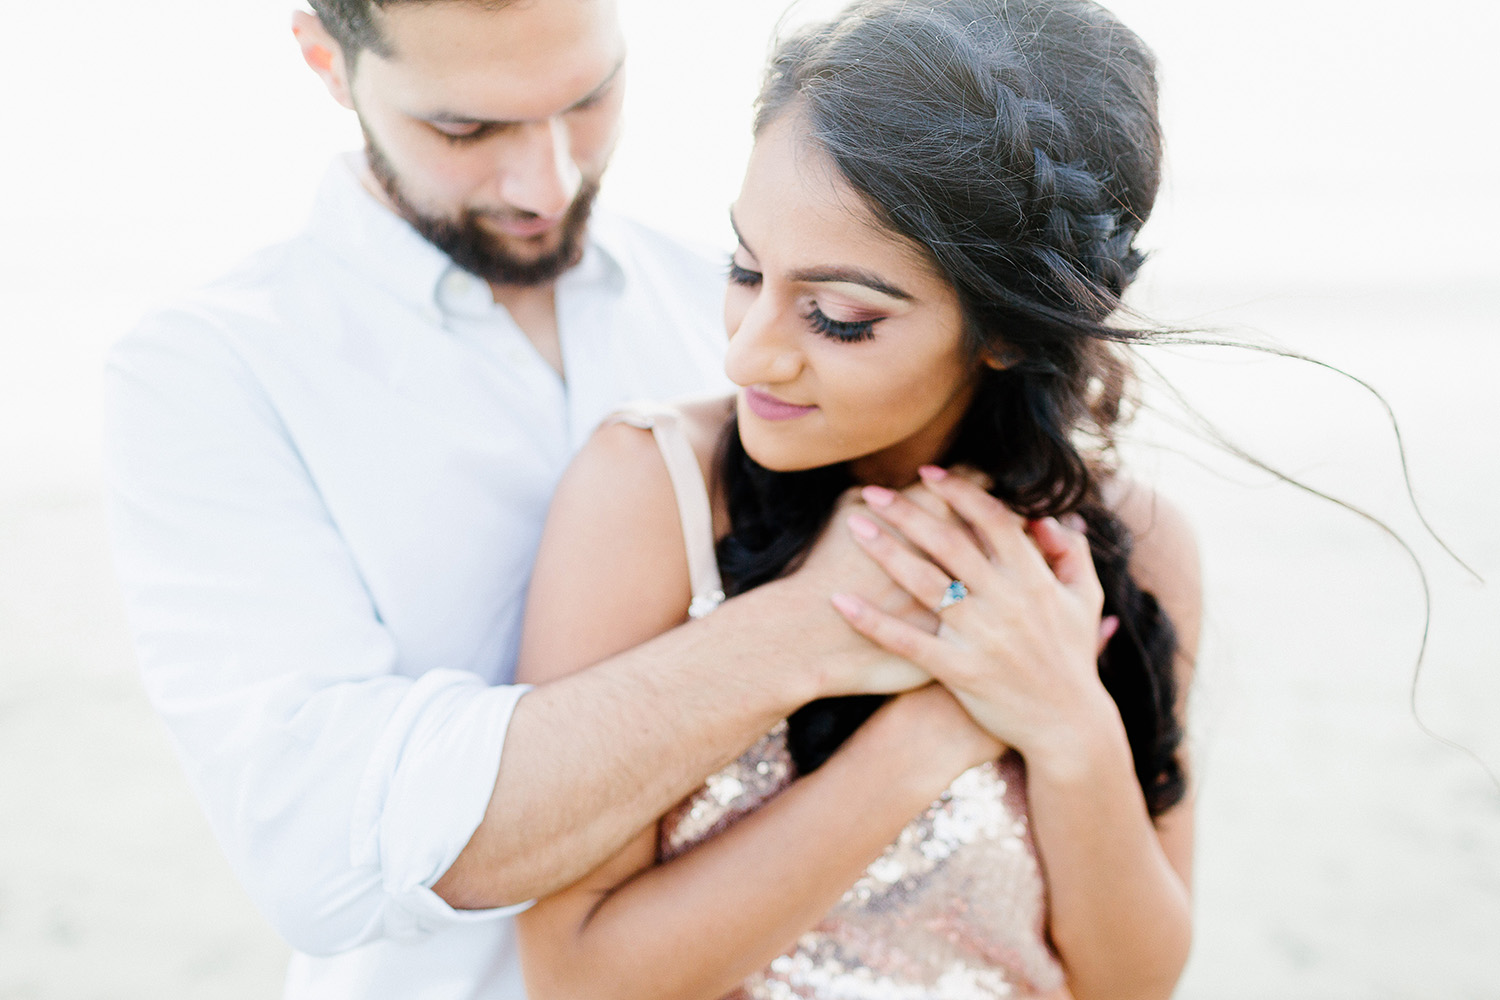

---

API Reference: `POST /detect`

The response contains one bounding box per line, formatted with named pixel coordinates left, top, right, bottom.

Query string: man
left=105, top=1, right=927, bottom=996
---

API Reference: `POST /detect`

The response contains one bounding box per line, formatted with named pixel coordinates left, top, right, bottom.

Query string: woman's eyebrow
left=728, top=212, right=913, bottom=301
left=729, top=211, right=755, bottom=258
left=785, top=266, right=912, bottom=301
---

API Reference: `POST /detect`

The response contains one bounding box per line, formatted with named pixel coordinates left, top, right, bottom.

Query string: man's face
left=344, top=0, right=626, bottom=286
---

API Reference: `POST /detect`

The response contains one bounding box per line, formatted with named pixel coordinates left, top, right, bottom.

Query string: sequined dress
left=616, top=404, right=1065, bottom=1000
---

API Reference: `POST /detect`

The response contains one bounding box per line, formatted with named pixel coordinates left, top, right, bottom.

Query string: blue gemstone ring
left=935, top=578, right=969, bottom=612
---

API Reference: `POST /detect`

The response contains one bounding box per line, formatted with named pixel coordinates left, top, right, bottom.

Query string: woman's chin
left=738, top=433, right=834, bottom=474
left=741, top=444, right=817, bottom=473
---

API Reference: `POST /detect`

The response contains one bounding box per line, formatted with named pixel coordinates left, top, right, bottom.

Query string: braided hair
left=717, top=0, right=1186, bottom=818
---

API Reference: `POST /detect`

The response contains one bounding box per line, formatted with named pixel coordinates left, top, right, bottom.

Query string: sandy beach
left=2, top=0, right=1497, bottom=996
left=3, top=280, right=1497, bottom=998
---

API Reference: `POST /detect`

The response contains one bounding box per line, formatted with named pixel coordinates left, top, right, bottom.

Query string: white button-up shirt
left=104, top=156, right=730, bottom=998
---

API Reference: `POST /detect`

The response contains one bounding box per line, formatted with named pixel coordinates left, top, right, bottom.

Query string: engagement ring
left=935, top=578, right=968, bottom=612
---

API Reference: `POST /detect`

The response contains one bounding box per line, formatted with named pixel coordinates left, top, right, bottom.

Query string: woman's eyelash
left=727, top=260, right=762, bottom=287
left=727, top=257, right=876, bottom=342
left=804, top=307, right=876, bottom=343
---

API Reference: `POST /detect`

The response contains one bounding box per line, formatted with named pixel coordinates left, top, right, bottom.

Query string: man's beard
left=364, top=128, right=599, bottom=287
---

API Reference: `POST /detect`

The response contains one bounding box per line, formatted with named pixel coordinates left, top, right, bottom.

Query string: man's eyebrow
left=730, top=212, right=913, bottom=301
left=570, top=56, right=626, bottom=111
left=424, top=110, right=500, bottom=125
left=422, top=56, right=626, bottom=127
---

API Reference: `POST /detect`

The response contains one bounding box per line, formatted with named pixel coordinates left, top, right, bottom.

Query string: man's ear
left=291, top=10, right=355, bottom=110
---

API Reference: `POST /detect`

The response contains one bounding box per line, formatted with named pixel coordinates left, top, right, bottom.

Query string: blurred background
left=1, top=0, right=1496, bottom=996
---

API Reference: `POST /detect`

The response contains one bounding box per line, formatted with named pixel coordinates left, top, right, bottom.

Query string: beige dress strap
left=607, top=402, right=726, bottom=619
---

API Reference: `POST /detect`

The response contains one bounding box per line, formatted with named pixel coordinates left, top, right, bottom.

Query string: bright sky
left=1, top=0, right=1496, bottom=493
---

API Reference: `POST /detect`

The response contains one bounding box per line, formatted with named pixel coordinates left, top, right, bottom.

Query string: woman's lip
left=744, top=387, right=817, bottom=421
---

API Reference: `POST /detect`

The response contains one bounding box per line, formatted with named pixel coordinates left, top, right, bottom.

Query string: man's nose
left=724, top=297, right=803, bottom=387
left=499, top=117, right=581, bottom=218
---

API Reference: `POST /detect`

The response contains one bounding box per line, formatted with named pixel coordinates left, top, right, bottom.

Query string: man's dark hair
left=308, top=0, right=515, bottom=67
left=307, top=0, right=396, bottom=63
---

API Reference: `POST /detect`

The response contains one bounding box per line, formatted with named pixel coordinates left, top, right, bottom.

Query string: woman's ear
left=982, top=347, right=1019, bottom=371
left=291, top=10, right=356, bottom=110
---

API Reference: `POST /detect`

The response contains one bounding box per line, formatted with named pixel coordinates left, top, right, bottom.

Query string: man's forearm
left=434, top=579, right=833, bottom=909
left=518, top=686, right=996, bottom=1000
left=434, top=485, right=934, bottom=910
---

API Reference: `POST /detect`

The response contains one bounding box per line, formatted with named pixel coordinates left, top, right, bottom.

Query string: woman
left=515, top=1, right=1198, bottom=997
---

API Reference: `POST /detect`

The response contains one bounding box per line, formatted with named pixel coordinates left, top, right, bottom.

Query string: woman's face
left=724, top=113, right=980, bottom=487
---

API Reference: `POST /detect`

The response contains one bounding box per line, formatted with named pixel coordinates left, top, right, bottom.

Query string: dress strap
left=607, top=402, right=726, bottom=619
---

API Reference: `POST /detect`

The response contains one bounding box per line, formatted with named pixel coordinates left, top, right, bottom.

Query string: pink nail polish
left=918, top=465, right=948, bottom=482
left=830, top=593, right=862, bottom=617
left=847, top=513, right=881, bottom=540
left=861, top=485, right=895, bottom=507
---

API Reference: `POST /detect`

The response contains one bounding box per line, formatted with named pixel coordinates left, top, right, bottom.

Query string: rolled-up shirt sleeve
left=104, top=314, right=531, bottom=955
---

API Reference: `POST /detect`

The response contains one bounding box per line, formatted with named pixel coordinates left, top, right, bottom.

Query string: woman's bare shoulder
left=1101, top=475, right=1202, bottom=662
left=568, top=397, right=731, bottom=482
left=545, top=394, right=734, bottom=561
left=1101, top=477, right=1198, bottom=591
left=517, top=406, right=725, bottom=683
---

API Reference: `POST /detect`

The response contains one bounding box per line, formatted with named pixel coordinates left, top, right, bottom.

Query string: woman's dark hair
left=716, top=0, right=1186, bottom=817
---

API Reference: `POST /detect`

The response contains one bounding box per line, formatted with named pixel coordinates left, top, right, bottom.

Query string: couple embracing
left=106, top=0, right=1198, bottom=997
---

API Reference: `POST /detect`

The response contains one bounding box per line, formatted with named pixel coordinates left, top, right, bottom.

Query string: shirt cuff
left=351, top=672, right=534, bottom=934
left=381, top=883, right=534, bottom=939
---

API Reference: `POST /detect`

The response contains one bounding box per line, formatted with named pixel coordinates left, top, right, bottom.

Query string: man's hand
left=760, top=489, right=932, bottom=698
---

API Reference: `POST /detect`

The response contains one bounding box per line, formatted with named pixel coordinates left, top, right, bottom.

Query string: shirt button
left=441, top=270, right=474, bottom=299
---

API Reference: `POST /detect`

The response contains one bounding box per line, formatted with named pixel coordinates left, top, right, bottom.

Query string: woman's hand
left=834, top=469, right=1200, bottom=1000
left=829, top=466, right=1116, bottom=763
left=874, top=682, right=1006, bottom=775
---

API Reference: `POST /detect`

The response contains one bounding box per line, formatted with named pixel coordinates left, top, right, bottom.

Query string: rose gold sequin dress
left=660, top=726, right=1064, bottom=999
left=617, top=404, right=1065, bottom=1000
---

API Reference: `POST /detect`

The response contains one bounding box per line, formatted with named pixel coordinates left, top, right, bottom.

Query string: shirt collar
left=566, top=207, right=629, bottom=299
left=306, top=153, right=628, bottom=315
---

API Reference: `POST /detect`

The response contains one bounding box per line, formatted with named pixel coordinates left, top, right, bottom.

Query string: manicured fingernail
left=918, top=465, right=948, bottom=482
left=1061, top=512, right=1086, bottom=532
left=847, top=513, right=881, bottom=541
left=830, top=592, right=862, bottom=618
left=1100, top=615, right=1120, bottom=643
left=861, top=485, right=895, bottom=508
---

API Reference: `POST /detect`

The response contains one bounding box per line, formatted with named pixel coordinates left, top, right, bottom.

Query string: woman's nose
left=724, top=297, right=803, bottom=387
